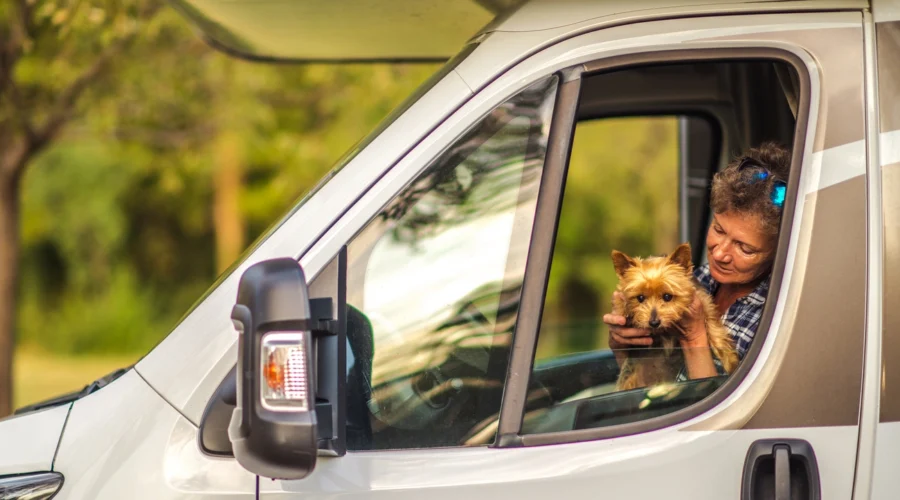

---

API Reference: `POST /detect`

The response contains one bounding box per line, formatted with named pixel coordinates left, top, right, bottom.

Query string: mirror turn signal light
left=261, top=332, right=310, bottom=412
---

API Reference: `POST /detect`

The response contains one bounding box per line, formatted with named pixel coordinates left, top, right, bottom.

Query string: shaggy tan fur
left=610, top=243, right=739, bottom=391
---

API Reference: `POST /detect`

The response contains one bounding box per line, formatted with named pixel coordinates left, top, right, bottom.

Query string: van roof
left=167, top=0, right=866, bottom=63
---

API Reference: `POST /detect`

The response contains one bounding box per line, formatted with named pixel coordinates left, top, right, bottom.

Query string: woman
left=603, top=141, right=791, bottom=380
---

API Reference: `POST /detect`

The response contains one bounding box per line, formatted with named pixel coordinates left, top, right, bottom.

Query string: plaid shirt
left=674, top=263, right=769, bottom=381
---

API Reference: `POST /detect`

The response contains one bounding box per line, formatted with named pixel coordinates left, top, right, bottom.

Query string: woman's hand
left=678, top=291, right=719, bottom=379
left=678, top=291, right=710, bottom=349
left=603, top=291, right=652, bottom=348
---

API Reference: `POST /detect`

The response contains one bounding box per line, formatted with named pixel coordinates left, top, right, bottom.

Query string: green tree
left=8, top=0, right=440, bottom=413
left=0, top=0, right=162, bottom=415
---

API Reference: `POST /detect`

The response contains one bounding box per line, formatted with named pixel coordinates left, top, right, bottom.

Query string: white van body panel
left=851, top=11, right=882, bottom=500
left=52, top=371, right=255, bottom=499
left=871, top=423, right=900, bottom=499
left=873, top=0, right=900, bottom=22
left=134, top=70, right=473, bottom=425
left=483, top=0, right=867, bottom=33
left=259, top=427, right=858, bottom=498
left=0, top=404, right=68, bottom=475
left=876, top=123, right=900, bottom=497
left=459, top=0, right=865, bottom=93
left=456, top=12, right=853, bottom=94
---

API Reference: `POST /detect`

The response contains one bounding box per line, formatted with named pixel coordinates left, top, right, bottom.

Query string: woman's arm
left=679, top=293, right=719, bottom=379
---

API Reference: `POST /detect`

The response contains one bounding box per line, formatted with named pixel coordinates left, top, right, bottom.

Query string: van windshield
left=12, top=43, right=481, bottom=415
left=169, top=41, right=482, bottom=332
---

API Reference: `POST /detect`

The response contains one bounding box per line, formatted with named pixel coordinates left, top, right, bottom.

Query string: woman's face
left=705, top=211, right=775, bottom=286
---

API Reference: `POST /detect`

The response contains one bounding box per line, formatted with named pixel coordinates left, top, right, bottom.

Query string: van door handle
left=773, top=445, right=791, bottom=500
left=742, top=439, right=821, bottom=500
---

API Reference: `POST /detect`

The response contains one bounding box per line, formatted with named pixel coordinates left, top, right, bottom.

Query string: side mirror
left=227, top=256, right=345, bottom=480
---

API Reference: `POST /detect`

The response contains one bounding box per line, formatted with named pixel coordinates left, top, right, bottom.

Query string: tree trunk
left=0, top=167, right=21, bottom=416
left=212, top=129, right=245, bottom=274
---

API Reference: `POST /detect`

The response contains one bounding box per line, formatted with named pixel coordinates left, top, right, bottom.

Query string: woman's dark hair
left=710, top=141, right=792, bottom=239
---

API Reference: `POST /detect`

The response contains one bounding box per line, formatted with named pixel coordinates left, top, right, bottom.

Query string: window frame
left=495, top=47, right=812, bottom=448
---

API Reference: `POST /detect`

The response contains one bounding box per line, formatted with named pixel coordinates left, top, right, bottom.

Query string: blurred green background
left=7, top=3, right=678, bottom=410
left=536, top=117, right=678, bottom=361
left=8, top=3, right=440, bottom=408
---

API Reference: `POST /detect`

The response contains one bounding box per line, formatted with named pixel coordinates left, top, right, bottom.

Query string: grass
left=13, top=347, right=142, bottom=410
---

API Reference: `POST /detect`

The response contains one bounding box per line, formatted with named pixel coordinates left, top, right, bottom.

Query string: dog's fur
left=610, top=243, right=739, bottom=391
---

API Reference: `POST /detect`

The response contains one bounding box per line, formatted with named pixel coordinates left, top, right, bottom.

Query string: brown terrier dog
left=610, top=243, right=739, bottom=391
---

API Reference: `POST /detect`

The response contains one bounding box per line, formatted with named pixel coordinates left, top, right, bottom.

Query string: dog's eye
left=663, top=293, right=673, bottom=302
left=636, top=295, right=645, bottom=303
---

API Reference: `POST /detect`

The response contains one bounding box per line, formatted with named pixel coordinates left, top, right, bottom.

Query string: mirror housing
left=228, top=257, right=319, bottom=480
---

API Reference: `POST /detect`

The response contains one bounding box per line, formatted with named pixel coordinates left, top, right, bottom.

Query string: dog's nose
left=649, top=319, right=661, bottom=328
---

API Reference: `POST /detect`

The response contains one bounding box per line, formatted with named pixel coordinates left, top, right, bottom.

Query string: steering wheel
left=366, top=299, right=506, bottom=435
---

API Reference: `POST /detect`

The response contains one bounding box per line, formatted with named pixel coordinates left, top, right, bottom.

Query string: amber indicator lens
left=260, top=332, right=309, bottom=411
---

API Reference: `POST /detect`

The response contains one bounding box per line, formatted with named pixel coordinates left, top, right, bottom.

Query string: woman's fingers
left=610, top=331, right=653, bottom=347
left=604, top=304, right=653, bottom=346
left=614, top=326, right=651, bottom=339
left=602, top=313, right=626, bottom=326
left=609, top=327, right=653, bottom=346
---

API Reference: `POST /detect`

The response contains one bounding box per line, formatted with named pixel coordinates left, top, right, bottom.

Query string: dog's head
left=611, top=243, right=696, bottom=331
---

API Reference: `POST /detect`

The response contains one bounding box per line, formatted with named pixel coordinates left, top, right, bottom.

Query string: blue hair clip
left=737, top=156, right=786, bottom=209
left=770, top=183, right=786, bottom=207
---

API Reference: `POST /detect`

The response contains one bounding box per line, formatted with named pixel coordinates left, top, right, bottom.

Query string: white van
left=3, top=0, right=900, bottom=498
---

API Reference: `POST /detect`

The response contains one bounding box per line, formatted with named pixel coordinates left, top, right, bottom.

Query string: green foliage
left=536, top=117, right=679, bottom=359
left=19, top=267, right=163, bottom=354
left=22, top=141, right=130, bottom=291
left=3, top=0, right=160, bottom=135
left=13, top=6, right=440, bottom=354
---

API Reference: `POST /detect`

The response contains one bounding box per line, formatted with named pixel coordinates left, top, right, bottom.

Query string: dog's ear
left=667, top=243, right=693, bottom=271
left=611, top=250, right=637, bottom=278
